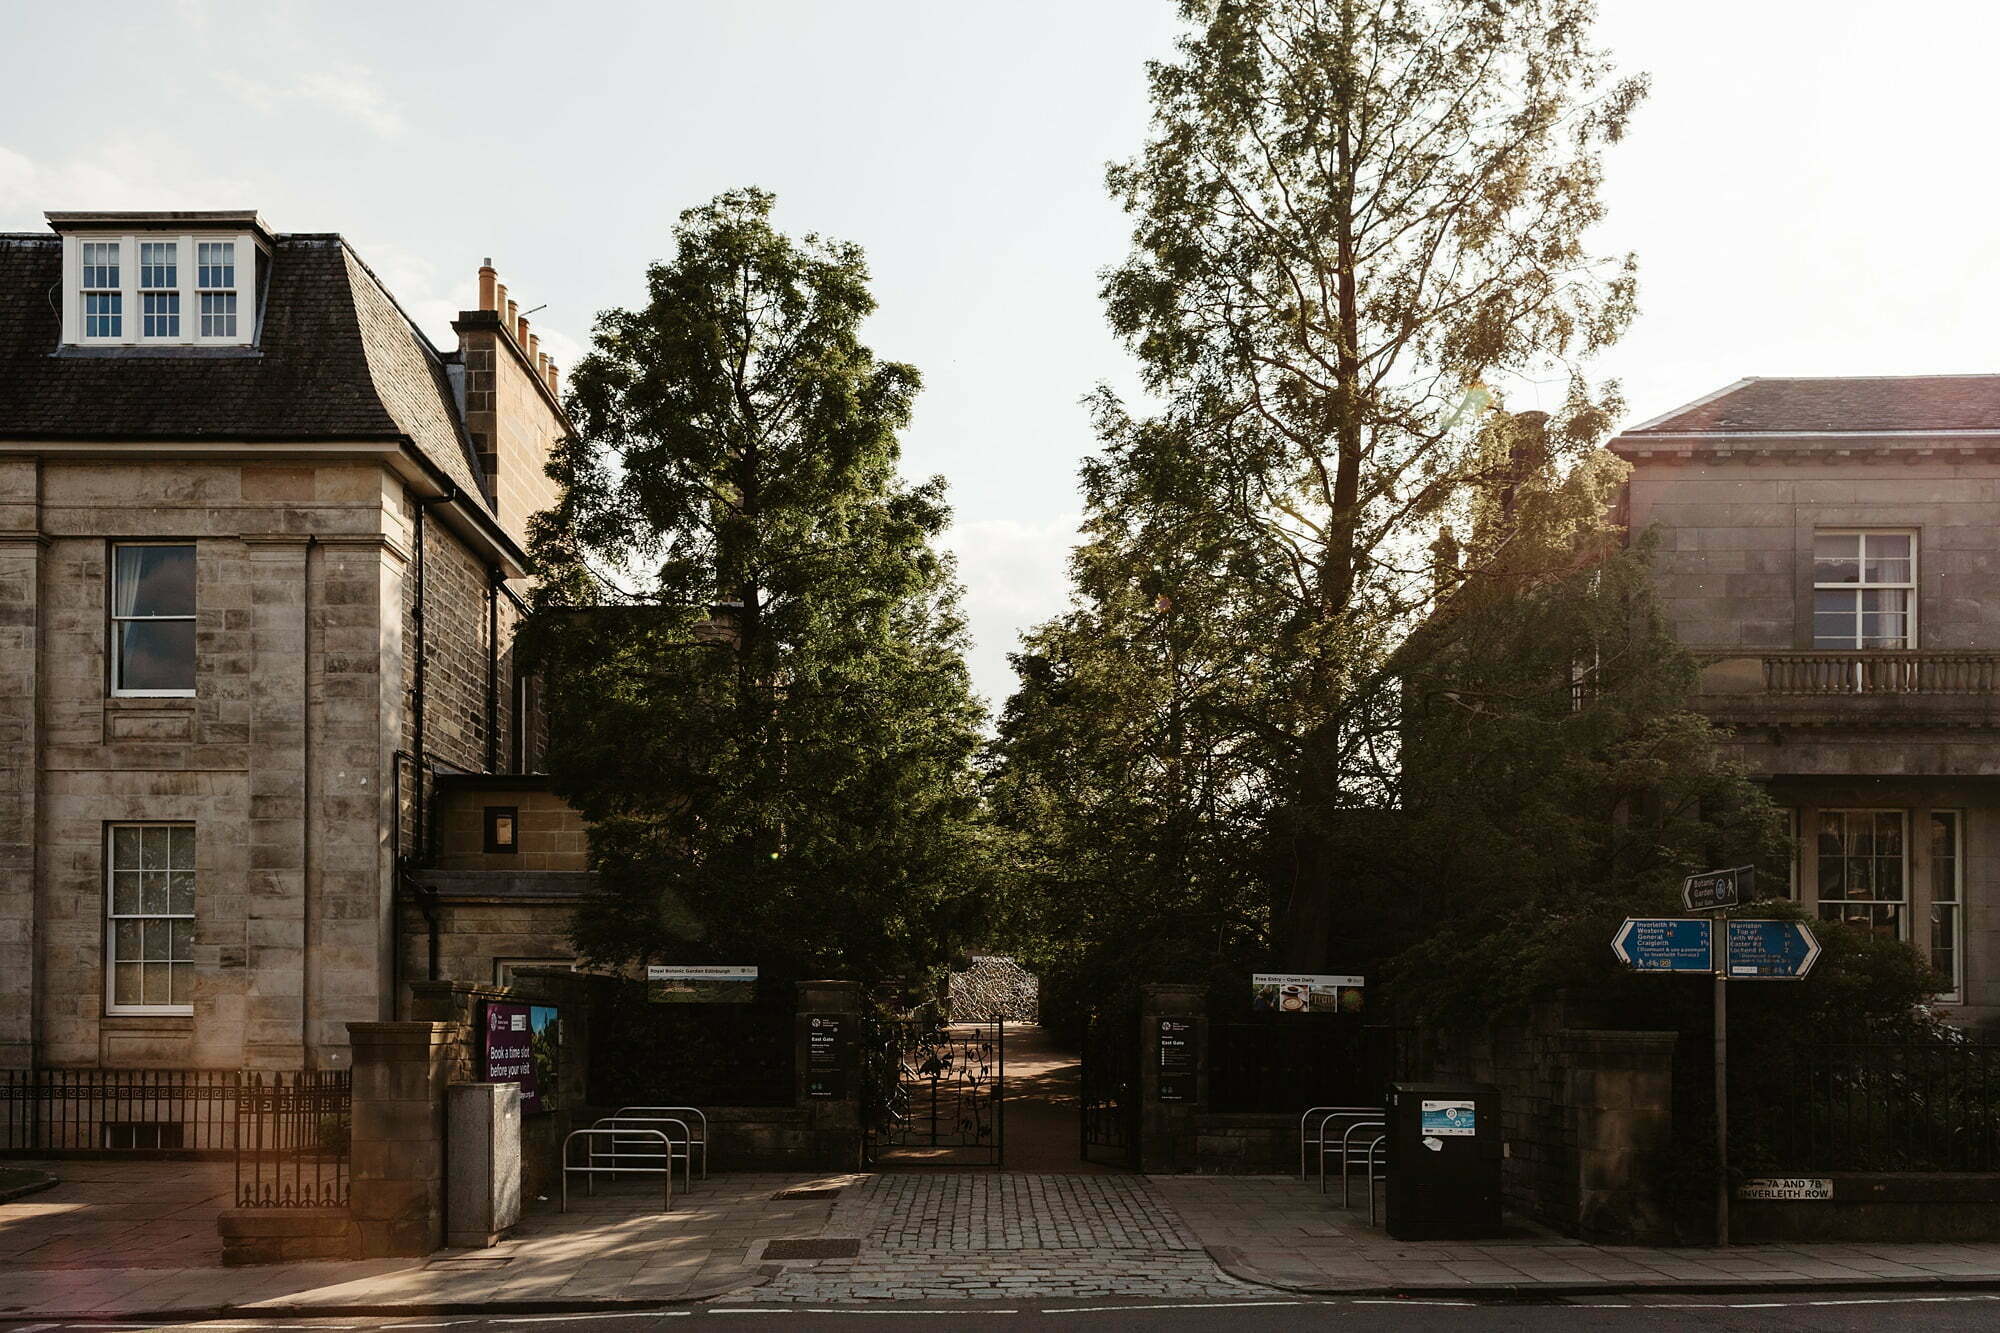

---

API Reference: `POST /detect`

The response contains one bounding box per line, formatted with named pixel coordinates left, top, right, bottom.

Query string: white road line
left=1352, top=1299, right=1477, bottom=1308
left=493, top=1316, right=688, bottom=1324
left=799, top=1310, right=1018, bottom=1316
left=1043, top=1301, right=1305, bottom=1313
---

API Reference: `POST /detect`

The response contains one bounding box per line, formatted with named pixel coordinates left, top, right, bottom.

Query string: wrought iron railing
left=234, top=1070, right=351, bottom=1208
left=1756, top=651, right=2000, bottom=696
left=0, top=1068, right=242, bottom=1153
left=1735, top=1043, right=2000, bottom=1174
left=1207, top=1022, right=1412, bottom=1115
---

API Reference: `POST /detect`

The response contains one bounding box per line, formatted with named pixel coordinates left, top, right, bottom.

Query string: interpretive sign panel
left=1251, top=973, right=1365, bottom=1014
left=1725, top=920, right=1820, bottom=979
left=805, top=1014, right=848, bottom=1100
left=646, top=963, right=758, bottom=1004
left=1611, top=918, right=1713, bottom=972
left=1737, top=1177, right=1833, bottom=1201
left=482, top=1001, right=560, bottom=1113
left=1156, top=1016, right=1196, bottom=1103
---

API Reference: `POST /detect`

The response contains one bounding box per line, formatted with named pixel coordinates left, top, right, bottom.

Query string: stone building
left=0, top=210, right=585, bottom=1072
left=1609, top=375, right=2000, bottom=1027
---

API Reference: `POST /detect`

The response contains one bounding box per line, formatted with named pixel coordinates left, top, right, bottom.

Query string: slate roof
left=0, top=231, right=488, bottom=505
left=1617, top=375, right=2000, bottom=440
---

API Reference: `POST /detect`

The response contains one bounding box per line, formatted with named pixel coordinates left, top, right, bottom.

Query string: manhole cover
left=426, top=1257, right=514, bottom=1269
left=771, top=1187, right=843, bottom=1200
left=762, top=1237, right=862, bottom=1261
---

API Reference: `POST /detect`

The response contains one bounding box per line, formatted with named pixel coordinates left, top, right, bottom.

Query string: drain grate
left=771, top=1186, right=843, bottom=1201
left=762, top=1237, right=862, bottom=1261
left=426, top=1256, right=514, bottom=1269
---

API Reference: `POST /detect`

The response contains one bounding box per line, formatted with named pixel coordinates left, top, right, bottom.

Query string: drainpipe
left=486, top=568, right=501, bottom=774
left=408, top=495, right=444, bottom=981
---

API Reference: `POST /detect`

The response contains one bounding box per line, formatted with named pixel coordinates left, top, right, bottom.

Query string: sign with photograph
left=1251, top=973, right=1365, bottom=1014
left=481, top=1001, right=561, bottom=1113
left=646, top=964, right=758, bottom=1004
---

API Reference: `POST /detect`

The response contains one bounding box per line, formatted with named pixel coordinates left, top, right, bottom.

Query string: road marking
left=1352, top=1299, right=1477, bottom=1307
left=493, top=1316, right=688, bottom=1324
left=1043, top=1301, right=1304, bottom=1313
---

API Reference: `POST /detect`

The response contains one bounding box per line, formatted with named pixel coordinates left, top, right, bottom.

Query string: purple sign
left=482, top=1001, right=561, bottom=1113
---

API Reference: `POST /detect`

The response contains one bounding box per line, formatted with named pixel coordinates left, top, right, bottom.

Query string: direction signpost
left=1683, top=866, right=1752, bottom=913
left=1611, top=873, right=1818, bottom=1248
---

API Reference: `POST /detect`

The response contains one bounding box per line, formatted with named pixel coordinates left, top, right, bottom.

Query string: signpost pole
left=1714, top=910, right=1729, bottom=1248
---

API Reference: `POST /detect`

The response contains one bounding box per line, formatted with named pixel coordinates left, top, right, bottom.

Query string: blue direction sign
left=1612, top=918, right=1713, bottom=972
left=1725, top=919, right=1820, bottom=980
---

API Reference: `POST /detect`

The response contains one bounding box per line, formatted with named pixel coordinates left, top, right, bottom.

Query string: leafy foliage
left=995, top=0, right=1648, bottom=1028
left=523, top=189, right=987, bottom=987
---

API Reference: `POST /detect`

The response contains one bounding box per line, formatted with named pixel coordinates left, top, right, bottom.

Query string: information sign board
left=804, top=1014, right=848, bottom=1100
left=1737, top=1177, right=1833, bottom=1201
left=1420, top=1098, right=1476, bottom=1137
left=1156, top=1016, right=1196, bottom=1103
left=1725, top=919, right=1820, bottom=979
left=1611, top=918, right=1713, bottom=972
left=1251, top=973, right=1365, bottom=1014
left=646, top=964, right=758, bottom=1004
left=481, top=1001, right=561, bottom=1113
left=1683, top=866, right=1753, bottom=912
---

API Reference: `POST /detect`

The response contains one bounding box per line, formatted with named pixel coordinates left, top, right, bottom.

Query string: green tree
left=523, top=189, right=987, bottom=986
left=997, top=0, right=1647, bottom=1000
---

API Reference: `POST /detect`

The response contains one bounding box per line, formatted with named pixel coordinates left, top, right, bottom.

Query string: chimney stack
left=478, top=259, right=497, bottom=311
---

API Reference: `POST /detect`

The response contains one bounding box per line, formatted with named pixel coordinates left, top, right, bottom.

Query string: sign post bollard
left=1613, top=873, right=1820, bottom=1249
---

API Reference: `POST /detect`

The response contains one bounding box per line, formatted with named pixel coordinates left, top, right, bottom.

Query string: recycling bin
left=1384, top=1081, right=1503, bottom=1240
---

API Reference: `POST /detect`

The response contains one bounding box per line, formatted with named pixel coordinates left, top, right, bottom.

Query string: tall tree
left=523, top=189, right=987, bottom=985
left=1001, top=0, right=1648, bottom=981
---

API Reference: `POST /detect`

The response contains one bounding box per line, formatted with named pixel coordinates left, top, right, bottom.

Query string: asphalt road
left=8, top=1292, right=2000, bottom=1332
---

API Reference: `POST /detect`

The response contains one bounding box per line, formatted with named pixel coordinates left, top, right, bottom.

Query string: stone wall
left=1421, top=1004, right=1678, bottom=1243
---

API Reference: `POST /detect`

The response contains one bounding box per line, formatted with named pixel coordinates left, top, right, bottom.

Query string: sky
left=4, top=1, right=1999, bottom=711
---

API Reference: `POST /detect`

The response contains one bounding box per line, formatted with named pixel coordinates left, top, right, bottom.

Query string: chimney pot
left=495, top=284, right=509, bottom=319
left=477, top=262, right=497, bottom=311
left=545, top=360, right=560, bottom=394
left=527, top=331, right=540, bottom=365
left=517, top=315, right=530, bottom=346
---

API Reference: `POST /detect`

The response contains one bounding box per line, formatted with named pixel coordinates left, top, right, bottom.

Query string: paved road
left=9, top=1291, right=2000, bottom=1331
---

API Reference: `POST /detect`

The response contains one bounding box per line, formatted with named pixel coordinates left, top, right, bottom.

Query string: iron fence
left=1207, top=1022, right=1412, bottom=1115
left=234, top=1070, right=352, bottom=1208
left=0, top=1068, right=242, bottom=1154
left=1736, top=1042, right=2000, bottom=1174
left=1079, top=1013, right=1139, bottom=1167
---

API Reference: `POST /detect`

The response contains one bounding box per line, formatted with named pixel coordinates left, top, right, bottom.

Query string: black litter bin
left=1384, top=1081, right=1503, bottom=1240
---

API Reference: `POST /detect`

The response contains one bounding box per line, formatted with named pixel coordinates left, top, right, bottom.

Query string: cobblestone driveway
left=758, top=1173, right=1268, bottom=1303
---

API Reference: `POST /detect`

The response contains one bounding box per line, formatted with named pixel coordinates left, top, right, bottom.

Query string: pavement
left=9, top=1027, right=2000, bottom=1319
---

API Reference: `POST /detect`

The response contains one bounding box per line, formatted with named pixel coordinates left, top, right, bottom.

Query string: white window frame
left=1812, top=529, right=1918, bottom=650
left=1930, top=810, right=1963, bottom=1005
left=61, top=231, right=259, bottom=347
left=138, top=241, right=180, bottom=340
left=79, top=241, right=123, bottom=341
left=105, top=822, right=196, bottom=1017
left=196, top=240, right=239, bottom=341
left=1815, top=807, right=1909, bottom=942
left=110, top=541, right=197, bottom=698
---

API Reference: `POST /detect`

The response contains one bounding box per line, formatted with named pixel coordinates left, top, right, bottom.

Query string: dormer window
left=198, top=242, right=236, bottom=338
left=81, top=242, right=121, bottom=338
left=140, top=242, right=179, bottom=338
left=49, top=211, right=268, bottom=349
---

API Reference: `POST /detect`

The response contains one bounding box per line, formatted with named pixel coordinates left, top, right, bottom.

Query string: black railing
left=1079, top=1014, right=1139, bottom=1167
left=0, top=1068, right=242, bottom=1154
left=234, top=1070, right=351, bottom=1209
left=1736, top=1043, right=2000, bottom=1174
left=1207, top=1022, right=1412, bottom=1114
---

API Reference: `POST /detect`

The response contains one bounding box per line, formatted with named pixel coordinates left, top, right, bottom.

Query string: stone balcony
left=1695, top=650, right=2000, bottom=730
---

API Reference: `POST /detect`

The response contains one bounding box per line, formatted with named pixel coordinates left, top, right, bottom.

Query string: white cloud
left=0, top=140, right=260, bottom=230
left=947, top=514, right=1082, bottom=709
left=219, top=65, right=405, bottom=139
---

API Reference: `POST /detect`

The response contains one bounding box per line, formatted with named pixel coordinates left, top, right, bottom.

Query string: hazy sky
left=5, top=1, right=1998, bottom=709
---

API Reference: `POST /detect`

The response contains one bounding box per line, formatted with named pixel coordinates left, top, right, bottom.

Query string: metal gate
left=1080, top=1014, right=1139, bottom=1168
left=863, top=1018, right=1004, bottom=1167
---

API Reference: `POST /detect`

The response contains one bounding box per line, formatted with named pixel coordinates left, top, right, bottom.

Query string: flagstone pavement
left=12, top=1160, right=2000, bottom=1317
